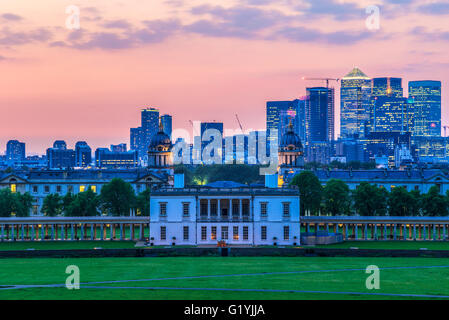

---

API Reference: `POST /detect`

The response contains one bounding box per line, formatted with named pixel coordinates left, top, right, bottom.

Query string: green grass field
left=1, top=256, right=449, bottom=300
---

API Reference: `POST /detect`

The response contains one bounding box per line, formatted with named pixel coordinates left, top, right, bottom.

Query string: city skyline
left=1, top=0, right=448, bottom=154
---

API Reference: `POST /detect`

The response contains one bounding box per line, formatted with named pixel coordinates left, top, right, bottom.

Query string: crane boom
left=235, top=114, right=244, bottom=133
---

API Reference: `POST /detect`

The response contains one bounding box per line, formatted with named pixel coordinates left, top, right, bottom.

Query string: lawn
left=314, top=241, right=449, bottom=250
left=1, top=256, right=449, bottom=299
left=0, top=241, right=137, bottom=250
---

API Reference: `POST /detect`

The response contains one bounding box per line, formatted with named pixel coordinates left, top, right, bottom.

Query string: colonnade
left=302, top=220, right=449, bottom=241
left=0, top=217, right=150, bottom=242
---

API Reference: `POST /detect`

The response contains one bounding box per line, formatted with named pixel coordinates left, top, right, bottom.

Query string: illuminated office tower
left=305, top=87, right=334, bottom=143
left=340, top=67, right=371, bottom=138
left=160, top=114, right=173, bottom=140
left=130, top=107, right=160, bottom=163
left=409, top=80, right=441, bottom=137
left=372, top=97, right=414, bottom=133
left=6, top=140, right=25, bottom=162
left=75, top=141, right=92, bottom=167
left=369, top=77, right=403, bottom=133
left=266, top=99, right=305, bottom=145
left=371, top=77, right=403, bottom=98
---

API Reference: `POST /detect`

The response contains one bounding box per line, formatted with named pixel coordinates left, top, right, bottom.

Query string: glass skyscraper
left=340, top=67, right=371, bottom=138
left=266, top=99, right=305, bottom=145
left=372, top=97, right=414, bottom=133
left=409, top=80, right=441, bottom=137
left=160, top=114, right=173, bottom=140
left=130, top=107, right=160, bottom=163
left=305, top=87, right=334, bottom=142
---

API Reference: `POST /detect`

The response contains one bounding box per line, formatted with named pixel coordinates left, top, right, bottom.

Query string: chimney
left=265, top=174, right=278, bottom=188
left=174, top=173, right=185, bottom=188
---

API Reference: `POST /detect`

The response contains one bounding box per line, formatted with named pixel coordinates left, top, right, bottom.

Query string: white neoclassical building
left=149, top=183, right=300, bottom=246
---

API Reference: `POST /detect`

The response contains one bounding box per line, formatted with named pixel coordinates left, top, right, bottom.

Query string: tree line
left=0, top=178, right=150, bottom=217
left=290, top=171, right=449, bottom=217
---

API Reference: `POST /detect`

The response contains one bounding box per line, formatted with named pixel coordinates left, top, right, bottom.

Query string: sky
left=1, top=0, right=449, bottom=154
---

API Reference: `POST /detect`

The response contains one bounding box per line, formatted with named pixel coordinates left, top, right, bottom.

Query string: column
left=413, top=224, right=416, bottom=240
left=0, top=225, right=4, bottom=242
left=90, top=224, right=94, bottom=240
left=120, top=224, right=124, bottom=240
left=139, top=224, right=144, bottom=240
left=31, top=225, right=35, bottom=241
left=208, top=199, right=211, bottom=220
left=60, top=224, right=64, bottom=240
left=354, top=224, right=358, bottom=240
left=217, top=200, right=221, bottom=219
left=70, top=224, right=74, bottom=241
left=383, top=224, right=387, bottom=240
left=306, top=223, right=310, bottom=233
left=100, top=224, right=104, bottom=240
left=344, top=224, right=348, bottom=240
left=55, top=224, right=58, bottom=240
left=130, top=224, right=134, bottom=240
left=21, top=225, right=25, bottom=241
left=393, top=224, right=397, bottom=241
left=364, top=224, right=368, bottom=240
left=110, top=224, right=113, bottom=241
left=239, top=199, right=243, bottom=221
left=80, top=225, right=84, bottom=240
left=374, top=224, right=378, bottom=240
left=444, top=225, right=447, bottom=241
left=403, top=224, right=406, bottom=240
left=433, top=224, right=436, bottom=241
left=11, top=225, right=15, bottom=241
left=423, top=225, right=426, bottom=240
left=51, top=225, right=55, bottom=241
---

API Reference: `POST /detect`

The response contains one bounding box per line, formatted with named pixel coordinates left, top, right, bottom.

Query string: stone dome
left=149, top=122, right=172, bottom=151
left=280, top=122, right=303, bottom=151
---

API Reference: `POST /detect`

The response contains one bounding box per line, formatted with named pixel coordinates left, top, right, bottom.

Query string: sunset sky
left=1, top=0, right=448, bottom=154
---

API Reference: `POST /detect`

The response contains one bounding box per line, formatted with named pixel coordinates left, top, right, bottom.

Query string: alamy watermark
left=65, top=265, right=80, bottom=290
left=365, top=265, right=380, bottom=290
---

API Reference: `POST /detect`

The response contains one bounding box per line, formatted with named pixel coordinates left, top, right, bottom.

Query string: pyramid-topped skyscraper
left=340, top=67, right=372, bottom=138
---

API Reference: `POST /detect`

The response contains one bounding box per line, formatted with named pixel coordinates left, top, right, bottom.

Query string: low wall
left=1, top=247, right=449, bottom=258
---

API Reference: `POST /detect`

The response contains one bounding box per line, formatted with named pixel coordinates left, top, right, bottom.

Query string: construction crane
left=301, top=77, right=340, bottom=89
left=235, top=114, right=244, bottom=134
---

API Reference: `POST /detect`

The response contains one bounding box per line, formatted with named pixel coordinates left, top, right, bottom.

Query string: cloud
left=186, top=5, right=294, bottom=39
left=296, top=0, right=365, bottom=21
left=102, top=20, right=132, bottom=29
left=413, top=26, right=449, bottom=41
left=0, top=27, right=52, bottom=46
left=418, top=2, right=449, bottom=15
left=56, top=19, right=181, bottom=50
left=0, top=13, right=23, bottom=22
left=275, top=25, right=380, bottom=45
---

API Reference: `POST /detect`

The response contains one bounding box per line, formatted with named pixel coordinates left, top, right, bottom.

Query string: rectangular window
left=242, top=199, right=250, bottom=217
left=260, top=202, right=268, bottom=217
left=183, top=226, right=189, bottom=241
left=33, top=186, right=38, bottom=193
left=233, top=226, right=239, bottom=240
left=282, top=202, right=290, bottom=217
left=221, top=226, right=228, bottom=240
left=44, top=185, right=50, bottom=193
left=160, top=226, right=166, bottom=241
left=32, top=205, right=39, bottom=215
left=243, top=226, right=249, bottom=240
left=68, top=185, right=73, bottom=193
left=91, top=185, right=97, bottom=193
left=56, top=185, right=62, bottom=193
left=201, top=226, right=207, bottom=241
left=261, top=226, right=267, bottom=241
left=159, top=202, right=167, bottom=217
left=210, top=200, right=217, bottom=216
left=79, top=185, right=86, bottom=193
left=10, top=184, right=16, bottom=193
left=211, top=226, right=217, bottom=240
left=200, top=200, right=208, bottom=217
left=283, top=226, right=290, bottom=241
left=182, top=202, right=190, bottom=217
left=232, top=200, right=239, bottom=217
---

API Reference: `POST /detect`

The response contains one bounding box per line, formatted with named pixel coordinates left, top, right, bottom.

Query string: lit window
left=211, top=226, right=217, bottom=240
left=10, top=184, right=16, bottom=193
left=233, top=226, right=239, bottom=240
left=80, top=185, right=86, bottom=192
left=90, top=186, right=97, bottom=193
